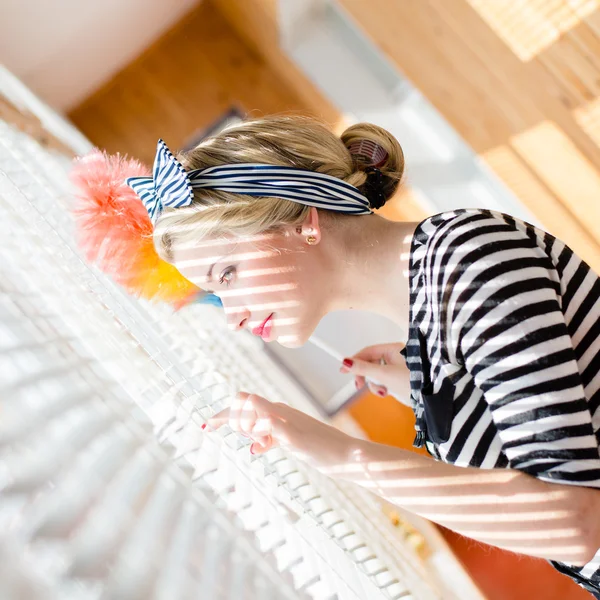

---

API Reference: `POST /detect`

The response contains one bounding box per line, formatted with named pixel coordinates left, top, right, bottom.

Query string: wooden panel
left=575, top=96, right=600, bottom=147
left=68, top=0, right=341, bottom=164
left=536, top=25, right=600, bottom=106
left=482, top=143, right=600, bottom=272
left=338, top=0, right=600, bottom=275
left=465, top=0, right=599, bottom=62
left=212, top=0, right=347, bottom=132
left=340, top=0, right=544, bottom=149
left=0, top=94, right=74, bottom=157
left=512, top=120, right=600, bottom=241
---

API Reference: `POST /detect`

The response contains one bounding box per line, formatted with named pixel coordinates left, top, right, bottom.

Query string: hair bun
left=341, top=122, right=405, bottom=208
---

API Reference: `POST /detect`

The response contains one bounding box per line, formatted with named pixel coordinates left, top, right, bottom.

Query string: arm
left=209, top=389, right=600, bottom=564
left=323, top=437, right=598, bottom=565
left=327, top=215, right=600, bottom=564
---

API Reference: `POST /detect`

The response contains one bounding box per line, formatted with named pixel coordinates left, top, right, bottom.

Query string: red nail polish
left=343, top=359, right=353, bottom=368
left=378, top=389, right=386, bottom=397
left=201, top=424, right=207, bottom=430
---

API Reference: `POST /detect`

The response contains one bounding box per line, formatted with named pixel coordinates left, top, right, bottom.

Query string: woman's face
left=171, top=220, right=331, bottom=348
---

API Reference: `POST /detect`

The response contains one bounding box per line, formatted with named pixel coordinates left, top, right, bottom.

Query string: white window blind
left=0, top=67, right=445, bottom=600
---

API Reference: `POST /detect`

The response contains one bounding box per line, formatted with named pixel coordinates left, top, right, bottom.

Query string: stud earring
left=306, top=235, right=317, bottom=245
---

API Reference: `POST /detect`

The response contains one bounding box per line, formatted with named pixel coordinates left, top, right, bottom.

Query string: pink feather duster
left=69, top=149, right=201, bottom=309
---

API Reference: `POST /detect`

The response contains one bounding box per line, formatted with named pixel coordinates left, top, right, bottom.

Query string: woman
left=87, top=115, right=600, bottom=596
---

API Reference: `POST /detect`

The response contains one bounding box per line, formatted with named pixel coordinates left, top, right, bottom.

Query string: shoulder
left=420, top=208, right=530, bottom=254
left=418, top=209, right=547, bottom=286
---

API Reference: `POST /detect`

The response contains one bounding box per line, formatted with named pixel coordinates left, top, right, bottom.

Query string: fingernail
left=343, top=358, right=353, bottom=368
left=201, top=424, right=207, bottom=430
left=378, top=389, right=386, bottom=397
left=249, top=445, right=255, bottom=455
left=355, top=380, right=360, bottom=389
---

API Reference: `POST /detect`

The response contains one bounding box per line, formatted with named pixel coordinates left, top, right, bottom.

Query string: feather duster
left=69, top=149, right=209, bottom=310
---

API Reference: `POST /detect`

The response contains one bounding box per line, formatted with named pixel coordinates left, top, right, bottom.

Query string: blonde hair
left=154, top=115, right=404, bottom=262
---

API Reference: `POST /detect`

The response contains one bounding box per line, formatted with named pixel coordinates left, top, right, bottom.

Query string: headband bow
left=125, top=140, right=194, bottom=226
left=126, top=139, right=374, bottom=225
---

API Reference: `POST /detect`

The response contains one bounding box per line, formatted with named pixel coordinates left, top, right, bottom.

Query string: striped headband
left=126, top=139, right=374, bottom=226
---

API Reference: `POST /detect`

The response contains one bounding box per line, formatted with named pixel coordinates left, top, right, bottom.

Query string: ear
left=294, top=207, right=321, bottom=245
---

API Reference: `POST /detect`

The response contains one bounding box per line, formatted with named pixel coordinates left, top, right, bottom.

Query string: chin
left=276, top=338, right=301, bottom=349
left=276, top=334, right=308, bottom=349
left=273, top=315, right=320, bottom=349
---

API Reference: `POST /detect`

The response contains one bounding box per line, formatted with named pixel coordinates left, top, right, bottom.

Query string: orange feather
left=69, top=149, right=201, bottom=307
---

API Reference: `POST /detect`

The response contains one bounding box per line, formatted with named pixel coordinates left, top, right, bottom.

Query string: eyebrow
left=204, top=263, right=216, bottom=291
left=201, top=246, right=240, bottom=289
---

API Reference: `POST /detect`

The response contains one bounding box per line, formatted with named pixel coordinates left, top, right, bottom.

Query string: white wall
left=0, top=0, right=200, bottom=112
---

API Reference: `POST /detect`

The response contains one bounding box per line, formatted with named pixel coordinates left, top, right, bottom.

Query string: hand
left=206, top=392, right=352, bottom=471
left=340, top=342, right=411, bottom=401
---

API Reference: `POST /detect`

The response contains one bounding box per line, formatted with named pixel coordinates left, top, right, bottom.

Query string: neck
left=325, top=215, right=418, bottom=334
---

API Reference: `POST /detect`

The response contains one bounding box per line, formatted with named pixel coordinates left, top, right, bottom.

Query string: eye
left=218, top=266, right=237, bottom=287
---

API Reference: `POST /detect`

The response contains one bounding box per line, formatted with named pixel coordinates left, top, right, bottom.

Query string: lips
left=252, top=313, right=274, bottom=339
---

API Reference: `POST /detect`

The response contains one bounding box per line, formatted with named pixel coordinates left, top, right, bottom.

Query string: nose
left=225, top=306, right=251, bottom=332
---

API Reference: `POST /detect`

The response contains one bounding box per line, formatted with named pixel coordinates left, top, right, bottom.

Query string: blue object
left=195, top=293, right=223, bottom=307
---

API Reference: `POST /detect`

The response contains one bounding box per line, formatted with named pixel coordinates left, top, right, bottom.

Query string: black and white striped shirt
left=403, top=208, right=600, bottom=596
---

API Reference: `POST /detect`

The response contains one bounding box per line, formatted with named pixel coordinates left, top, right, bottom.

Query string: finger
left=234, top=392, right=255, bottom=433
left=244, top=393, right=287, bottom=422
left=205, top=406, right=230, bottom=430
left=352, top=343, right=405, bottom=363
left=367, top=382, right=388, bottom=397
left=240, top=395, right=257, bottom=434
left=250, top=435, right=275, bottom=455
left=340, top=357, right=386, bottom=379
left=205, top=391, right=251, bottom=431
left=245, top=395, right=280, bottom=454
left=351, top=345, right=387, bottom=362
left=250, top=416, right=273, bottom=447
left=251, top=415, right=272, bottom=437
left=354, top=375, right=366, bottom=390
left=244, top=394, right=297, bottom=443
left=252, top=433, right=272, bottom=450
left=254, top=437, right=271, bottom=450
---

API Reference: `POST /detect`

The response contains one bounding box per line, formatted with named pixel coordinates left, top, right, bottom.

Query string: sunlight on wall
left=574, top=96, right=600, bottom=149
left=481, top=132, right=600, bottom=272
left=510, top=119, right=600, bottom=241
left=466, top=0, right=599, bottom=61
